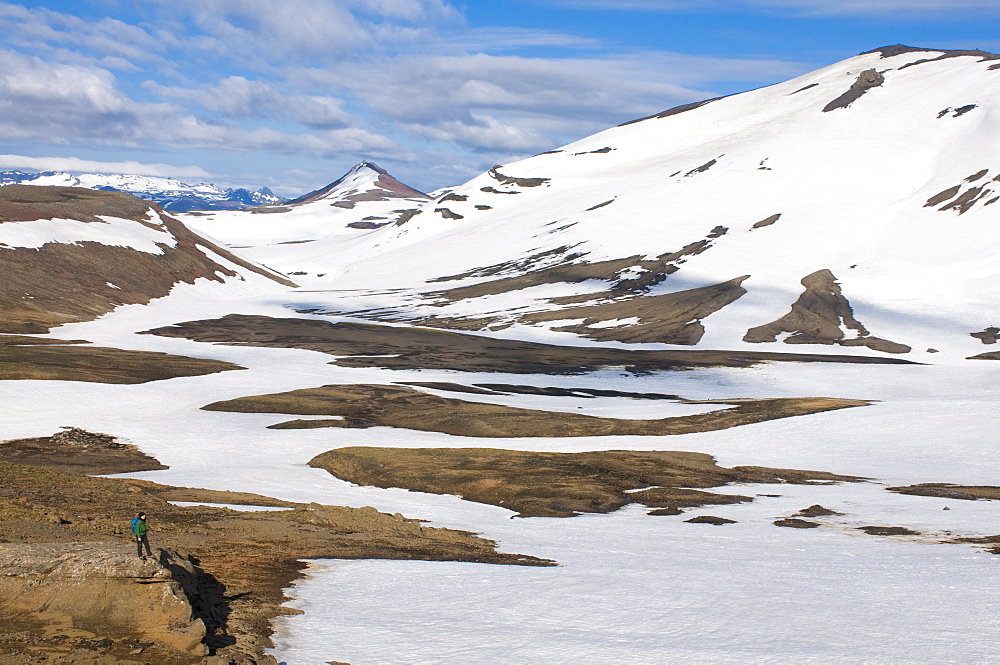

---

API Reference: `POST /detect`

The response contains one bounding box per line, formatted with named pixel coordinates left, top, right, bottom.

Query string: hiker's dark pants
left=136, top=535, right=152, bottom=557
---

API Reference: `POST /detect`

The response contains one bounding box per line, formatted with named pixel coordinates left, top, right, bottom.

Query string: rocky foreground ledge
left=0, top=543, right=209, bottom=662
left=0, top=430, right=550, bottom=664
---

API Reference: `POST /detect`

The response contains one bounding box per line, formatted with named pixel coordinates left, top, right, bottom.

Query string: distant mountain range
left=0, top=170, right=285, bottom=212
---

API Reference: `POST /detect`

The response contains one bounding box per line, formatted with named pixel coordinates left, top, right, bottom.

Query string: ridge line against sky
left=1, top=0, right=999, bottom=194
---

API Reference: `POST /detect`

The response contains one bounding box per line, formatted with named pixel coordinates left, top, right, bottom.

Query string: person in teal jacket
left=132, top=512, right=152, bottom=559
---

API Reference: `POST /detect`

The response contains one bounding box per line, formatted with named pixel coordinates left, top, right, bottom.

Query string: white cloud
left=0, top=48, right=403, bottom=159
left=0, top=154, right=212, bottom=178
left=298, top=50, right=805, bottom=154
left=0, top=2, right=163, bottom=67
left=146, top=77, right=355, bottom=129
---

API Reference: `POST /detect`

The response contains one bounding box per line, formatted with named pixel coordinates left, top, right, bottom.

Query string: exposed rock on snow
left=307, top=447, right=864, bottom=518
left=970, top=326, right=1000, bottom=344
left=752, top=213, right=782, bottom=229
left=0, top=334, right=244, bottom=383
left=487, top=166, right=550, bottom=188
left=206, top=383, right=870, bottom=438
left=743, top=269, right=910, bottom=353
left=822, top=68, right=885, bottom=112
left=521, top=275, right=749, bottom=344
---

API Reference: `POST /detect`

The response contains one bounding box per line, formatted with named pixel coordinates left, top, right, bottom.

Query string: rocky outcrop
left=823, top=68, right=885, bottom=112
left=0, top=543, right=207, bottom=656
left=744, top=269, right=910, bottom=353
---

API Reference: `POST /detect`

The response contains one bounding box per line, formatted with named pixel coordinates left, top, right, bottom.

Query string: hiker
left=132, top=511, right=152, bottom=559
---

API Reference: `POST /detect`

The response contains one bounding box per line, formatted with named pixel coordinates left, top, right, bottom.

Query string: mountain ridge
left=0, top=170, right=285, bottom=212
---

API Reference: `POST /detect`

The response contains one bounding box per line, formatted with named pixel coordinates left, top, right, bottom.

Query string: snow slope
left=182, top=47, right=1000, bottom=363
left=186, top=162, right=430, bottom=278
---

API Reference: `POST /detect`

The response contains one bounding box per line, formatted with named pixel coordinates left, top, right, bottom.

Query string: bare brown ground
left=307, top=447, right=864, bottom=518
left=822, top=68, right=884, bottom=112
left=744, top=269, right=911, bottom=353
left=399, top=382, right=682, bottom=400
left=887, top=484, right=1000, bottom=501
left=0, top=336, right=242, bottom=383
left=521, top=276, right=749, bottom=344
left=426, top=238, right=714, bottom=302
left=144, top=314, right=915, bottom=375
left=202, top=383, right=870, bottom=438
left=0, top=428, right=167, bottom=475
left=0, top=434, right=548, bottom=663
left=0, top=186, right=294, bottom=333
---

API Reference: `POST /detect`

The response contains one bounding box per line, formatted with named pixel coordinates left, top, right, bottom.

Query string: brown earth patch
left=0, top=338, right=242, bottom=383
left=857, top=525, right=920, bottom=536
left=347, top=221, right=388, bottom=229
left=392, top=208, right=423, bottom=226
left=487, top=166, right=550, bottom=188
left=202, top=383, right=871, bottom=438
left=796, top=504, right=843, bottom=517
left=950, top=535, right=1000, bottom=554
left=435, top=207, right=464, bottom=219
left=0, top=186, right=294, bottom=333
left=427, top=245, right=585, bottom=283
left=924, top=185, right=962, bottom=207
left=0, top=334, right=88, bottom=346
left=970, top=326, right=1000, bottom=344
left=774, top=518, right=820, bottom=528
left=685, top=159, right=717, bottom=176
left=521, top=276, right=749, bottom=344
left=398, top=382, right=682, bottom=400
left=426, top=234, right=720, bottom=304
left=752, top=213, right=782, bottom=229
left=685, top=516, right=737, bottom=525
left=619, top=97, right=723, bottom=126
left=967, top=351, right=1000, bottom=360
left=479, top=186, right=520, bottom=195
left=897, top=48, right=1000, bottom=70
left=0, top=453, right=548, bottom=662
left=887, top=484, right=1000, bottom=501
left=307, top=447, right=864, bottom=518
left=0, top=428, right=167, bottom=475
left=822, top=69, right=885, bottom=112
left=0, top=185, right=154, bottom=225
left=941, top=185, right=992, bottom=214
left=585, top=199, right=615, bottom=211
left=145, top=314, right=915, bottom=374
left=744, top=269, right=911, bottom=353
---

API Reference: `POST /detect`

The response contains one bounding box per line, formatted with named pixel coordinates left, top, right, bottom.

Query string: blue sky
left=2, top=0, right=999, bottom=194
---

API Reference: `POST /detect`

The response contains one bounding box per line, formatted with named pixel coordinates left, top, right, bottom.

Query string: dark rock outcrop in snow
left=743, top=269, right=910, bottom=353
left=823, top=69, right=885, bottom=112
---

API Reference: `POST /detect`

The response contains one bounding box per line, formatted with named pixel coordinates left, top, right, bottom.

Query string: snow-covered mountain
left=205, top=45, right=1000, bottom=362
left=0, top=170, right=284, bottom=212
left=185, top=161, right=430, bottom=277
